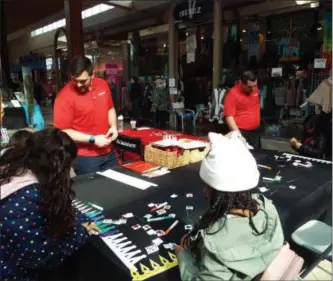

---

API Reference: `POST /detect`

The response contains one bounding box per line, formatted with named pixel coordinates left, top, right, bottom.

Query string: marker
left=150, top=202, right=168, bottom=212
left=92, top=215, right=105, bottom=222
left=258, top=164, right=272, bottom=170
left=88, top=202, right=104, bottom=211
left=100, top=226, right=116, bottom=234
left=86, top=211, right=102, bottom=218
left=164, top=220, right=179, bottom=236
left=100, top=229, right=120, bottom=237
left=147, top=214, right=176, bottom=222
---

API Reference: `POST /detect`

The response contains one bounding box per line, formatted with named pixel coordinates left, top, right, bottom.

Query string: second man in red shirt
left=223, top=70, right=261, bottom=149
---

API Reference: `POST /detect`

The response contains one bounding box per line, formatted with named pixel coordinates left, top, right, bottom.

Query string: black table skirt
left=3, top=107, right=27, bottom=129
left=71, top=150, right=332, bottom=281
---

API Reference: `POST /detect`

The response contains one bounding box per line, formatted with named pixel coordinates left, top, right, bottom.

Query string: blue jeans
left=73, top=150, right=118, bottom=176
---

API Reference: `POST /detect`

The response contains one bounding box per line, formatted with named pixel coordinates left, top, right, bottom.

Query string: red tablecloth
left=116, top=128, right=206, bottom=163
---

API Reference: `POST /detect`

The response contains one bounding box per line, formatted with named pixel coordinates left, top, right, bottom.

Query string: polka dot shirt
left=0, top=184, right=89, bottom=281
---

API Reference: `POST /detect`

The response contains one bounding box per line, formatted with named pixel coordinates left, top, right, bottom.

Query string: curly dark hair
left=9, top=129, right=34, bottom=148
left=0, top=128, right=78, bottom=238
left=183, top=189, right=268, bottom=254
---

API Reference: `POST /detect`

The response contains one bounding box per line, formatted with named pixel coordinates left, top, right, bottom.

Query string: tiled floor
left=302, top=260, right=332, bottom=281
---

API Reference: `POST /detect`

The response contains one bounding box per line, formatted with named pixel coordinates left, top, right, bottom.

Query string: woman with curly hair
left=0, top=128, right=99, bottom=281
left=175, top=133, right=284, bottom=281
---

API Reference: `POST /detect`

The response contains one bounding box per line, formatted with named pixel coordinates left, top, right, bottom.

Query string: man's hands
left=93, top=127, right=118, bottom=148
left=106, top=126, right=118, bottom=142
left=95, top=135, right=112, bottom=148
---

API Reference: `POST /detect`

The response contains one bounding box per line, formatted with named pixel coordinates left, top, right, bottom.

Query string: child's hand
left=82, top=222, right=100, bottom=234
left=175, top=245, right=184, bottom=254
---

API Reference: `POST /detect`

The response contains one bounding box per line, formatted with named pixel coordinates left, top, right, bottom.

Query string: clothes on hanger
left=307, top=79, right=332, bottom=114
left=208, top=87, right=227, bottom=124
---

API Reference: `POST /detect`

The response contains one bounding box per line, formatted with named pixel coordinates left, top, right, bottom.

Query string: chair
left=291, top=220, right=332, bottom=278
left=171, top=97, right=196, bottom=133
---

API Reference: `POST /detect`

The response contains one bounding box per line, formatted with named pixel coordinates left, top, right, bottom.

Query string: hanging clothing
left=307, top=79, right=332, bottom=114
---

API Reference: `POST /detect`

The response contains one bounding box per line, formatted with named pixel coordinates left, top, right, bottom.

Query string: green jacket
left=151, top=87, right=169, bottom=112
left=176, top=194, right=284, bottom=281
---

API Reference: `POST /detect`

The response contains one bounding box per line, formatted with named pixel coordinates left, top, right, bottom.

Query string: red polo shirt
left=224, top=83, right=260, bottom=131
left=54, top=77, right=114, bottom=157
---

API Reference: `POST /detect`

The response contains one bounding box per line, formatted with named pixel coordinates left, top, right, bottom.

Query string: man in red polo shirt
left=54, top=56, right=118, bottom=175
left=223, top=70, right=261, bottom=149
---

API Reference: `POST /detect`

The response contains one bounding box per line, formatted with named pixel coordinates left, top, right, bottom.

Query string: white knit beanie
left=199, top=132, right=260, bottom=192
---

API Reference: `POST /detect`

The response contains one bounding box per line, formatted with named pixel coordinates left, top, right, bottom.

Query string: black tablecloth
left=72, top=151, right=332, bottom=281
left=3, top=107, right=27, bottom=129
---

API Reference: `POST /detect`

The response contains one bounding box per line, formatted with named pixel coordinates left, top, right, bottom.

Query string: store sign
left=173, top=0, right=211, bottom=22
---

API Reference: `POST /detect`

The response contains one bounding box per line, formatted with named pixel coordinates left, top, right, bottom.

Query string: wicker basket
left=144, top=144, right=191, bottom=169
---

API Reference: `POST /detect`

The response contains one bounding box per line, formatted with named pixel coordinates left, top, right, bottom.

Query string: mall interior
left=0, top=1, right=333, bottom=281
left=0, top=0, right=332, bottom=139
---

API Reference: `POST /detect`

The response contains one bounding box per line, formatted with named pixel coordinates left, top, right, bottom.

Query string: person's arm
left=105, top=83, right=118, bottom=140
left=298, top=136, right=326, bottom=158
left=176, top=247, right=233, bottom=281
left=223, top=91, right=239, bottom=132
left=108, top=107, right=117, bottom=130
left=225, top=116, right=239, bottom=131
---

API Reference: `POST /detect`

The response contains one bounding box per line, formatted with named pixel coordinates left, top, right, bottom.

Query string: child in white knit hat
left=175, top=132, right=284, bottom=281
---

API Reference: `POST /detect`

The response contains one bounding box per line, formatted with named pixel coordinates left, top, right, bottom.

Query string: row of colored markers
left=72, top=200, right=120, bottom=237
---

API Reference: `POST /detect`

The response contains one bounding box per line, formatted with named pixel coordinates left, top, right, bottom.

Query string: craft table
left=71, top=151, right=332, bottom=281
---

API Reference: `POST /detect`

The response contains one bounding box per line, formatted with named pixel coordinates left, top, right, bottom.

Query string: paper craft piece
left=156, top=209, right=167, bottom=215
left=144, top=214, right=153, bottom=220
left=148, top=203, right=155, bottom=208
left=163, top=243, right=177, bottom=250
left=164, top=205, right=171, bottom=210
left=314, top=58, right=327, bottom=69
left=186, top=206, right=194, bottom=210
left=289, top=185, right=297, bottom=190
left=258, top=187, right=269, bottom=193
left=147, top=229, right=157, bottom=236
left=143, top=225, right=151, bottom=231
left=152, top=238, right=164, bottom=246
left=156, top=230, right=165, bottom=237
left=186, top=193, right=193, bottom=198
left=185, top=225, right=193, bottom=231
left=282, top=153, right=332, bottom=165
left=97, top=169, right=158, bottom=190
left=145, top=245, right=159, bottom=255
left=170, top=194, right=178, bottom=198
left=123, top=213, right=134, bottom=219
left=132, top=224, right=141, bottom=230
left=104, top=219, right=127, bottom=225
left=101, top=233, right=147, bottom=271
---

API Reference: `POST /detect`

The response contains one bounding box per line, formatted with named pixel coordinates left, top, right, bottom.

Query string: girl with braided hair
left=175, top=133, right=284, bottom=281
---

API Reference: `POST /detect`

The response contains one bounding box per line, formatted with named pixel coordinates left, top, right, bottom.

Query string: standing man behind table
left=223, top=70, right=261, bottom=149
left=54, top=56, right=118, bottom=175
